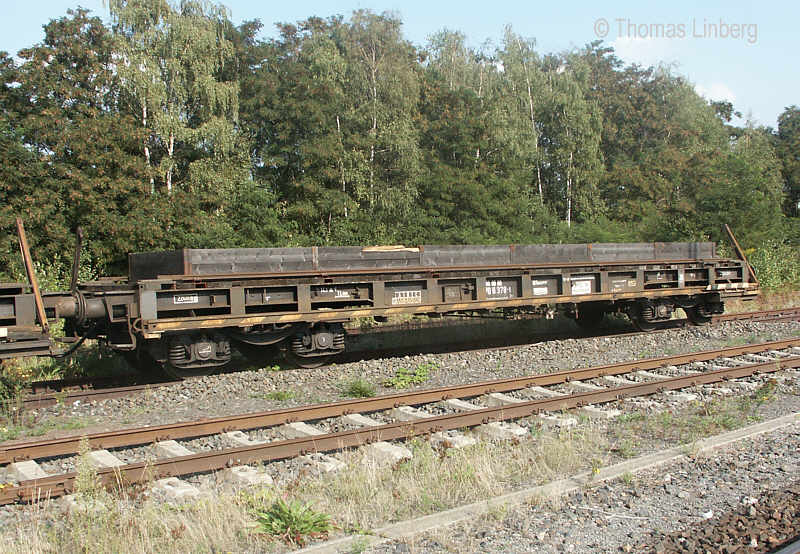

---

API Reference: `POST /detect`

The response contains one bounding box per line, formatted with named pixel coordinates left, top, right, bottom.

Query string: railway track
left=2, top=336, right=799, bottom=506
left=9, top=306, right=800, bottom=412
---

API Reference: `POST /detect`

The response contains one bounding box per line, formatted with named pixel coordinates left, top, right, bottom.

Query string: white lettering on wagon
left=173, top=294, right=199, bottom=305
left=318, top=287, right=352, bottom=299
left=391, top=290, right=422, bottom=305
left=571, top=280, right=592, bottom=295
left=485, top=279, right=514, bottom=299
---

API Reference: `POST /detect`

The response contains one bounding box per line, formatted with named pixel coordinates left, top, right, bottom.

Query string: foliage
left=383, top=362, right=437, bottom=388
left=339, top=378, right=376, bottom=398
left=776, top=106, right=800, bottom=217
left=748, top=241, right=800, bottom=290
left=264, top=390, right=296, bottom=402
left=0, top=8, right=796, bottom=283
left=254, top=498, right=333, bottom=546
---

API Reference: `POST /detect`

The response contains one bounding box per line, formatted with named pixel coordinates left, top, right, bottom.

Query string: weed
left=348, top=536, right=371, bottom=554
left=620, top=471, right=634, bottom=485
left=383, top=362, right=438, bottom=388
left=263, top=390, right=296, bottom=402
left=614, top=438, right=638, bottom=459
left=340, top=378, right=376, bottom=398
left=254, top=498, right=333, bottom=546
left=616, top=412, right=645, bottom=425
left=752, top=380, right=777, bottom=406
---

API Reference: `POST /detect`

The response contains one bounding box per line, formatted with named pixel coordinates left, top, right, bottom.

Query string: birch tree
left=339, top=10, right=421, bottom=221
left=497, top=27, right=544, bottom=202
left=109, top=0, right=241, bottom=195
left=537, top=54, right=603, bottom=226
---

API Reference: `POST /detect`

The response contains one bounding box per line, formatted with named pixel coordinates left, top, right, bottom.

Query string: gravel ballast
left=21, top=319, right=800, bottom=436
left=367, top=420, right=800, bottom=553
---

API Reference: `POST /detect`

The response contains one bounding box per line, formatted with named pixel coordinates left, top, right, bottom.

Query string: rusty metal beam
left=2, top=355, right=798, bottom=505
left=15, top=218, right=48, bottom=333
left=724, top=224, right=759, bottom=287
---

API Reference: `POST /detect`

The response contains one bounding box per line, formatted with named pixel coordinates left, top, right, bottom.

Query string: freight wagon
left=0, top=222, right=759, bottom=377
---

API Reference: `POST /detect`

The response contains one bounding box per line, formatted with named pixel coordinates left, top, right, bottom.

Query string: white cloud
left=694, top=82, right=736, bottom=103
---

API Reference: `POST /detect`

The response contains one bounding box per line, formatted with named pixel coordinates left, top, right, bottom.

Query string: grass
left=339, top=378, right=376, bottom=398
left=609, top=383, right=776, bottom=449
left=0, top=379, right=792, bottom=553
left=725, top=289, right=800, bottom=314
left=0, top=413, right=93, bottom=443
left=254, top=390, right=297, bottom=402
left=383, top=362, right=438, bottom=388
left=253, top=498, right=333, bottom=546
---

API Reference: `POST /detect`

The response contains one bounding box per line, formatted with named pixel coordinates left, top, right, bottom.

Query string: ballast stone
left=280, top=421, right=325, bottom=438
left=577, top=405, right=622, bottom=420
left=361, top=441, right=412, bottom=466
left=88, top=449, right=125, bottom=468
left=301, top=453, right=347, bottom=473
left=525, top=386, right=565, bottom=398
left=443, top=398, right=482, bottom=411
left=392, top=405, right=433, bottom=421
left=151, top=477, right=201, bottom=502
left=221, top=465, right=274, bottom=487
left=536, top=414, right=577, bottom=429
left=61, top=494, right=107, bottom=516
left=155, top=440, right=194, bottom=458
left=430, top=431, right=477, bottom=450
left=602, top=375, right=637, bottom=386
left=224, top=430, right=267, bottom=447
left=8, top=460, right=49, bottom=481
left=485, top=392, right=524, bottom=407
left=475, top=421, right=528, bottom=441
left=568, top=381, right=604, bottom=392
left=340, top=413, right=381, bottom=427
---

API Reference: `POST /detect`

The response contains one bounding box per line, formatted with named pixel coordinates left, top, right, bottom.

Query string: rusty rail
left=2, top=336, right=799, bottom=464
left=2, top=354, right=798, bottom=505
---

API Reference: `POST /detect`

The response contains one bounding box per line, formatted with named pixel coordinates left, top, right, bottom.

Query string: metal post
left=15, top=218, right=49, bottom=332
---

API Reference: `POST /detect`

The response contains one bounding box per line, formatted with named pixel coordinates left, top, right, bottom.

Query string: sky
left=1, top=0, right=796, bottom=127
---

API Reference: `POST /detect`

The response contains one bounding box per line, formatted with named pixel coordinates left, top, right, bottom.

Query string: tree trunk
left=166, top=132, right=174, bottom=194
left=369, top=51, right=378, bottom=212
left=516, top=38, right=542, bottom=203
left=142, top=103, right=154, bottom=193
left=336, top=115, right=348, bottom=218
left=566, top=151, right=573, bottom=228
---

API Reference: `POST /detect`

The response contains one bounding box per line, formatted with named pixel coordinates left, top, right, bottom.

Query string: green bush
left=748, top=241, right=800, bottom=290
left=383, top=362, right=437, bottom=388
left=340, top=378, right=376, bottom=398
left=255, top=498, right=333, bottom=546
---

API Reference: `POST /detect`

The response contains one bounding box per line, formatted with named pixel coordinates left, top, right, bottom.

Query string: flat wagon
left=0, top=223, right=759, bottom=377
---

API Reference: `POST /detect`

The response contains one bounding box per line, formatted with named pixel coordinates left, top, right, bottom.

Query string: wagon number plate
left=173, top=294, right=199, bottom=305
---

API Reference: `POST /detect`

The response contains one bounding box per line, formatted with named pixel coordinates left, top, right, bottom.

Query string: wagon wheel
left=161, top=363, right=225, bottom=380
left=685, top=306, right=713, bottom=326
left=630, top=314, right=661, bottom=332
left=284, top=351, right=333, bottom=369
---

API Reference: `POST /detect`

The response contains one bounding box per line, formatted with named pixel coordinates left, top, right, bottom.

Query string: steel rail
left=2, top=337, right=799, bottom=464
left=19, top=380, right=181, bottom=410
left=2, top=355, right=798, bottom=505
